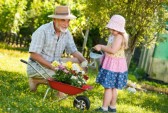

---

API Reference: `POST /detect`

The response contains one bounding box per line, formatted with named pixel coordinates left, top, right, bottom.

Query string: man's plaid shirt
left=27, top=21, right=77, bottom=77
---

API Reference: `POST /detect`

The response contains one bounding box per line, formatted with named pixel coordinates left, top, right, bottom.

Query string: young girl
left=94, top=15, right=129, bottom=112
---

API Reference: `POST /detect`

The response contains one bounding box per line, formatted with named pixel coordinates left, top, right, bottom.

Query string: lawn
left=0, top=43, right=168, bottom=113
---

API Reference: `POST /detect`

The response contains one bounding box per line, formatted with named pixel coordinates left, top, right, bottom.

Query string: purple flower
left=58, top=65, right=65, bottom=70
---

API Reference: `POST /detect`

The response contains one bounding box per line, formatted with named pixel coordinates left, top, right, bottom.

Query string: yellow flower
left=66, top=61, right=72, bottom=70
left=76, top=63, right=83, bottom=71
left=51, top=61, right=60, bottom=67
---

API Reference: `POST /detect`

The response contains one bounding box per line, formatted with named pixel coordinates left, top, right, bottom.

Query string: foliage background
left=1, top=1, right=168, bottom=112
left=1, top=0, right=168, bottom=49
left=0, top=0, right=168, bottom=67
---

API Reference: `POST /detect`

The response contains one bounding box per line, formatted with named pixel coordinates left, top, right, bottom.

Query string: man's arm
left=30, top=52, right=55, bottom=71
left=71, top=51, right=87, bottom=63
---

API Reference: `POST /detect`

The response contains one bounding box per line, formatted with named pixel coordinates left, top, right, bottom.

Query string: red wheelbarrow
left=20, top=59, right=93, bottom=110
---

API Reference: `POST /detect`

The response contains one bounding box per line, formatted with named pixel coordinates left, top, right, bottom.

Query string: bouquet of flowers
left=51, top=61, right=88, bottom=88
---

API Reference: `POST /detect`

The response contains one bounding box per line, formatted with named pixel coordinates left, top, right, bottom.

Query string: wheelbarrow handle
left=20, top=58, right=48, bottom=79
left=20, top=58, right=51, bottom=79
left=29, top=58, right=35, bottom=62
left=20, top=59, right=28, bottom=64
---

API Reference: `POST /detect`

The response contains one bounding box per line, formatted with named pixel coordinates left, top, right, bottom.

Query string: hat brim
left=106, top=24, right=126, bottom=33
left=106, top=20, right=126, bottom=33
left=48, top=14, right=76, bottom=19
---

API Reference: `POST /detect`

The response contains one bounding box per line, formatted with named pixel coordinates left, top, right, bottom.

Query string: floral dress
left=96, top=36, right=128, bottom=89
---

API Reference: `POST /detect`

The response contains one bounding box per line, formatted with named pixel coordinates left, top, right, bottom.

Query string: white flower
left=78, top=81, right=82, bottom=85
left=72, top=63, right=81, bottom=73
left=61, top=62, right=66, bottom=66
left=82, top=79, right=86, bottom=84
left=127, top=87, right=136, bottom=93
left=7, top=108, right=10, bottom=111
left=81, top=71, right=85, bottom=75
left=83, top=78, right=86, bottom=82
left=71, top=76, right=77, bottom=80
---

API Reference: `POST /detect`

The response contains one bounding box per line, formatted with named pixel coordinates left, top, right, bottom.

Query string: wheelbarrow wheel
left=73, top=95, right=90, bottom=110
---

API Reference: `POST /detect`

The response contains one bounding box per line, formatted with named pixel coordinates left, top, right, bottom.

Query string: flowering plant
left=51, top=61, right=88, bottom=88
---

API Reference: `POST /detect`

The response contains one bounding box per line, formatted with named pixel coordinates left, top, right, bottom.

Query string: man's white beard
left=60, top=28, right=68, bottom=33
left=56, top=23, right=68, bottom=33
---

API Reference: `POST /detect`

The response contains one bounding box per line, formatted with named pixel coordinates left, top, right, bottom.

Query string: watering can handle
left=90, top=48, right=103, bottom=54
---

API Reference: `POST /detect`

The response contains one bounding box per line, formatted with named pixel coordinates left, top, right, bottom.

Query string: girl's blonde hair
left=121, top=32, right=129, bottom=49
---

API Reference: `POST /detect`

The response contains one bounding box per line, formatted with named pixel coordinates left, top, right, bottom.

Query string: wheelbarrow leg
left=43, top=87, right=50, bottom=101
left=51, top=95, right=68, bottom=104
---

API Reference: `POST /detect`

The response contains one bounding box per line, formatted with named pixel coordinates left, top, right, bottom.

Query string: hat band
left=56, top=13, right=69, bottom=15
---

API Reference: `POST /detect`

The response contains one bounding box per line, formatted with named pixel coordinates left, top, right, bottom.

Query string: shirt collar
left=49, top=21, right=55, bottom=35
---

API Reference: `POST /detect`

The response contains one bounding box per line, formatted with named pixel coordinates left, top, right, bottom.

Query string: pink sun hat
left=106, top=15, right=126, bottom=33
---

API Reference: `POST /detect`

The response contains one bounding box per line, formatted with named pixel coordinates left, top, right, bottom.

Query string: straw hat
left=48, top=6, right=76, bottom=19
left=106, top=15, right=126, bottom=33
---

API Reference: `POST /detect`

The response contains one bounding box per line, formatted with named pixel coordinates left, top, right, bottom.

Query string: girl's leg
left=110, top=88, right=118, bottom=107
left=102, top=88, right=113, bottom=107
left=95, top=88, right=112, bottom=111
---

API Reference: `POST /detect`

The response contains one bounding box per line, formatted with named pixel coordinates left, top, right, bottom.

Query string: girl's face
left=110, top=29, right=119, bottom=36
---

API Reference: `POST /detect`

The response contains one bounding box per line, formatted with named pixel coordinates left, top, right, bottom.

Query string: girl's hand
left=93, top=44, right=102, bottom=51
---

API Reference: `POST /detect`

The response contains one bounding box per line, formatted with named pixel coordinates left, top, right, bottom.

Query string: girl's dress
left=96, top=36, right=128, bottom=89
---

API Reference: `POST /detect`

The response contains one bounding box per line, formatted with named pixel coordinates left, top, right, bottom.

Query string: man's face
left=54, top=19, right=70, bottom=33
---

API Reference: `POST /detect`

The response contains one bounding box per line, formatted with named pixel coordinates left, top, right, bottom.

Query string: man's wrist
left=49, top=64, right=55, bottom=71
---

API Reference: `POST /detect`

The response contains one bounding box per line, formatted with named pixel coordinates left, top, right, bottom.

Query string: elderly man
left=27, top=6, right=87, bottom=93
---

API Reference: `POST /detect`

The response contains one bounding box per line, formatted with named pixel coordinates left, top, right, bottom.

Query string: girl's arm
left=94, top=35, right=123, bottom=54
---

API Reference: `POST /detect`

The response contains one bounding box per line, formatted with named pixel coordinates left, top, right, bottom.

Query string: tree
left=0, top=0, right=27, bottom=43
left=0, top=0, right=88, bottom=47
left=82, top=0, right=168, bottom=66
left=0, top=0, right=168, bottom=63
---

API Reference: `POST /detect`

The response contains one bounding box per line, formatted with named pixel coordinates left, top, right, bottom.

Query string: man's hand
left=80, top=60, right=88, bottom=67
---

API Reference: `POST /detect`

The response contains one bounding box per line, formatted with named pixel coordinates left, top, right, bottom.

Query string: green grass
left=0, top=43, right=168, bottom=113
